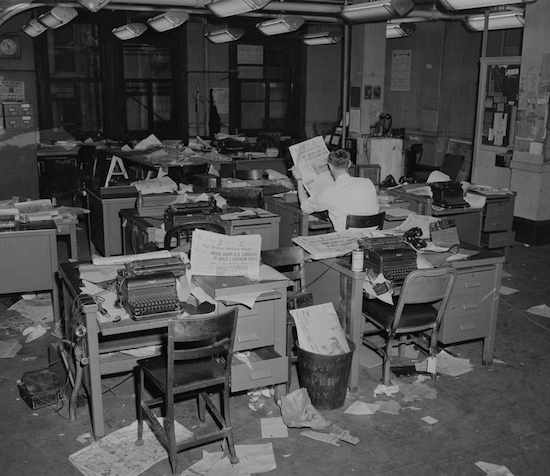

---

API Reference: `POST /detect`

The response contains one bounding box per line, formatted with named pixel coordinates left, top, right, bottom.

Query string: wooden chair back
left=261, top=246, right=306, bottom=295
left=345, top=212, right=386, bottom=230
left=164, top=222, right=225, bottom=250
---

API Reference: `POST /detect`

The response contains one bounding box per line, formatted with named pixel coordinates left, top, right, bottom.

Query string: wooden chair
left=345, top=212, right=386, bottom=230
left=261, top=246, right=311, bottom=391
left=135, top=309, right=239, bottom=475
left=362, top=267, right=457, bottom=385
left=163, top=222, right=226, bottom=251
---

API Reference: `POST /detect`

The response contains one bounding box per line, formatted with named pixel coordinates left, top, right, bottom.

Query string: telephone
left=403, top=227, right=427, bottom=249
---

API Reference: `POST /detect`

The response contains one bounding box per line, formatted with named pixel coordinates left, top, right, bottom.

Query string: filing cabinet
left=479, top=193, right=515, bottom=261
left=1, top=102, right=33, bottom=130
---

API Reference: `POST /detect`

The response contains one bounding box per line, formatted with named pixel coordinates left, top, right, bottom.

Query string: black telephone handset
left=403, top=227, right=427, bottom=249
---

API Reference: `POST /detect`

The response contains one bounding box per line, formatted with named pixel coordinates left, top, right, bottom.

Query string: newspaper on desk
left=289, top=136, right=334, bottom=196
left=190, top=229, right=261, bottom=280
left=289, top=302, right=350, bottom=355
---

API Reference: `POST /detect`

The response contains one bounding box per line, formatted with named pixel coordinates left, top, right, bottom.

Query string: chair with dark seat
left=345, top=212, right=386, bottom=230
left=261, top=246, right=311, bottom=391
left=135, top=308, right=239, bottom=475
left=362, top=267, right=457, bottom=385
left=163, top=222, right=226, bottom=251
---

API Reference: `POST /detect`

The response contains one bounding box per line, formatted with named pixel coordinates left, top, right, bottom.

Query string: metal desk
left=58, top=262, right=289, bottom=439
left=305, top=249, right=504, bottom=392
left=0, top=221, right=60, bottom=325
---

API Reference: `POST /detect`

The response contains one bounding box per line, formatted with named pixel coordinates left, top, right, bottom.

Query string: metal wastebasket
left=296, top=339, right=356, bottom=410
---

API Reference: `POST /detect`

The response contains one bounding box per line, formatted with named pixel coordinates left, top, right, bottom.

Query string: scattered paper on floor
left=500, top=285, right=518, bottom=296
left=373, top=384, right=399, bottom=397
left=421, top=416, right=438, bottom=425
left=261, top=417, right=288, bottom=438
left=69, top=419, right=192, bottom=476
left=279, top=388, right=331, bottom=430
left=344, top=400, right=379, bottom=415
left=0, top=340, right=22, bottom=358
left=475, top=461, right=515, bottom=476
left=416, top=351, right=473, bottom=377
left=526, top=304, right=550, bottom=318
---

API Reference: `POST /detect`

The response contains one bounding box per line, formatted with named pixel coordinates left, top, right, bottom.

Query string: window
left=230, top=37, right=305, bottom=136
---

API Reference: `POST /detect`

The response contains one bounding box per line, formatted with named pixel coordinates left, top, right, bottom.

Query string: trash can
left=296, top=339, right=356, bottom=410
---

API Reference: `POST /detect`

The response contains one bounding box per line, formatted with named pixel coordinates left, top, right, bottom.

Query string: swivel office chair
left=362, top=267, right=457, bottom=385
left=135, top=308, right=239, bottom=474
left=345, top=212, right=386, bottom=230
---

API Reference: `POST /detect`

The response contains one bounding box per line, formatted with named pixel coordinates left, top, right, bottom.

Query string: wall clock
left=0, top=36, right=21, bottom=59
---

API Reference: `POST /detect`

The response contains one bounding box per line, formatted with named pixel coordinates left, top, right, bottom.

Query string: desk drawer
left=438, top=312, right=489, bottom=344
left=451, top=269, right=495, bottom=299
left=231, top=347, right=288, bottom=392
left=481, top=231, right=515, bottom=248
left=230, top=224, right=275, bottom=250
left=235, top=313, right=274, bottom=351
left=482, top=214, right=513, bottom=232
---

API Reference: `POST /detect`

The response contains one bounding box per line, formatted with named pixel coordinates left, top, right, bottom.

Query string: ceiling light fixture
left=112, top=23, right=148, bottom=40
left=464, top=11, right=525, bottom=31
left=207, top=0, right=272, bottom=18
left=302, top=31, right=341, bottom=46
left=340, top=0, right=414, bottom=24
left=76, top=0, right=112, bottom=13
left=438, top=0, right=527, bottom=11
left=256, top=16, right=305, bottom=36
left=205, top=27, right=245, bottom=43
left=386, top=22, right=416, bottom=38
left=147, top=11, right=190, bottom=32
left=22, top=18, right=48, bottom=37
left=38, top=6, right=78, bottom=29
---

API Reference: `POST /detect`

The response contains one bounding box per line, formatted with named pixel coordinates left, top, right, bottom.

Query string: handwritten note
left=190, top=229, right=261, bottom=279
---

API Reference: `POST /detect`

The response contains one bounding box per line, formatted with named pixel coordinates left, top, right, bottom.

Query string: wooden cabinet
left=211, top=213, right=281, bottom=250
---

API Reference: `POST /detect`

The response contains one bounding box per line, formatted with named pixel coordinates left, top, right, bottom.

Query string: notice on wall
left=0, top=80, right=24, bottom=101
left=190, top=229, right=261, bottom=280
left=289, top=136, right=334, bottom=196
left=390, top=50, right=412, bottom=92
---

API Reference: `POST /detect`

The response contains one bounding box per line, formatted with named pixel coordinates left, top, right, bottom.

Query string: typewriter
left=116, top=256, right=189, bottom=320
left=120, top=272, right=182, bottom=321
left=430, top=182, right=469, bottom=209
left=164, top=198, right=216, bottom=227
left=363, top=244, right=417, bottom=284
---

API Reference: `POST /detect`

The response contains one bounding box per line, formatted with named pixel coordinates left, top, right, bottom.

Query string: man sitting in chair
left=292, top=148, right=380, bottom=232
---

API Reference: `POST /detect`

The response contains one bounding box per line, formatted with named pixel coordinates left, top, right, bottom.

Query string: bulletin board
left=481, top=62, right=520, bottom=148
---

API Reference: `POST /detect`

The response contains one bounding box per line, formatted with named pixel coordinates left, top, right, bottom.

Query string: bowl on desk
left=234, top=169, right=264, bottom=180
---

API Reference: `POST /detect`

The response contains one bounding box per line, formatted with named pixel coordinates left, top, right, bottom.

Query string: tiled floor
left=1, top=217, right=550, bottom=476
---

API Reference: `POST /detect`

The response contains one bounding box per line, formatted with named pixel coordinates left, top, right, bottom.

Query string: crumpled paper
left=22, top=323, right=48, bottom=343
left=279, top=388, right=331, bottom=430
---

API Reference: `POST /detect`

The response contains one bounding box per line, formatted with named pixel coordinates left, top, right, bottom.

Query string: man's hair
left=328, top=149, right=351, bottom=169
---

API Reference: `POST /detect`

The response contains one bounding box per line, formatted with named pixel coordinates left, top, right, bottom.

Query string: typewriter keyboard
left=130, top=295, right=182, bottom=318
left=384, top=264, right=417, bottom=284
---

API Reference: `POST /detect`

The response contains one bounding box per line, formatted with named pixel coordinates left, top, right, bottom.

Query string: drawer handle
left=237, top=333, right=259, bottom=343
left=251, top=369, right=272, bottom=380
left=465, top=281, right=481, bottom=289
left=460, top=323, right=477, bottom=331
left=463, top=303, right=479, bottom=310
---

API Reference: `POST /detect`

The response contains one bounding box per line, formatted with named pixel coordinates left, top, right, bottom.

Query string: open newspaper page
left=190, top=229, right=261, bottom=280
left=288, top=136, right=334, bottom=196
left=293, top=229, right=389, bottom=260
left=289, top=303, right=350, bottom=355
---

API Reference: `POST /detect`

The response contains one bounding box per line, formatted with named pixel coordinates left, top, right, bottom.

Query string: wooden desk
left=388, top=188, right=483, bottom=246
left=0, top=221, right=60, bottom=325
left=58, top=262, right=289, bottom=439
left=305, top=249, right=504, bottom=392
left=55, top=220, right=78, bottom=261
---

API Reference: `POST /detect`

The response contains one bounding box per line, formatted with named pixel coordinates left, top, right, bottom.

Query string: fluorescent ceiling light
left=464, top=11, right=525, bottom=31
left=147, top=11, right=190, bottom=32
left=76, top=0, right=112, bottom=13
left=438, top=0, right=527, bottom=11
left=112, top=23, right=148, bottom=40
left=205, top=27, right=245, bottom=43
left=386, top=22, right=416, bottom=38
left=340, top=0, right=414, bottom=24
left=22, top=19, right=48, bottom=37
left=38, top=6, right=78, bottom=29
left=256, top=16, right=305, bottom=36
left=207, top=0, right=271, bottom=18
left=302, top=31, right=341, bottom=46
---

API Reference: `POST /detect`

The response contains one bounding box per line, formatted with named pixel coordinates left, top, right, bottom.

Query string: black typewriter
left=430, top=182, right=469, bottom=209
left=363, top=244, right=417, bottom=284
